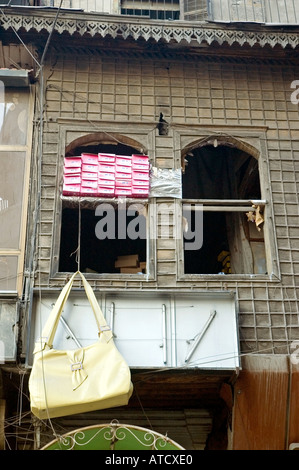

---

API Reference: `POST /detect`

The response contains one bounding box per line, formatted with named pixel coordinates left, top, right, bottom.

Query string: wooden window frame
left=0, top=88, right=34, bottom=296
left=173, top=127, right=280, bottom=282
left=50, top=121, right=157, bottom=281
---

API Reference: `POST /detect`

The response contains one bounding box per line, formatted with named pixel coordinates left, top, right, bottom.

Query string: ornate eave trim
left=1, top=8, right=299, bottom=49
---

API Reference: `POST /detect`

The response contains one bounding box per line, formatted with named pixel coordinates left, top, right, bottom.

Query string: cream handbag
left=29, top=271, right=133, bottom=419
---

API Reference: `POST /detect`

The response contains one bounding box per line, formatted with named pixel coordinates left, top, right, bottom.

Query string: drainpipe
left=285, top=356, right=292, bottom=450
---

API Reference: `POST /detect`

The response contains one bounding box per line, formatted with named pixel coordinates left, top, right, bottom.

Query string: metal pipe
left=60, top=316, right=82, bottom=348
left=110, top=302, right=115, bottom=336
left=162, top=304, right=167, bottom=364
left=185, top=310, right=217, bottom=363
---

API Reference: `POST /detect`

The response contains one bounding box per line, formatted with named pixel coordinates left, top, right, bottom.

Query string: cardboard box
left=81, top=179, right=98, bottom=189
left=132, top=179, right=150, bottom=187
left=115, top=171, right=132, bottom=180
left=81, top=153, right=98, bottom=165
left=115, top=254, right=139, bottom=268
left=63, top=183, right=81, bottom=196
left=115, top=179, right=132, bottom=187
left=64, top=166, right=82, bottom=175
left=64, top=175, right=81, bottom=185
left=116, top=155, right=132, bottom=167
left=97, top=186, right=115, bottom=197
left=132, top=155, right=149, bottom=171
left=99, top=171, right=115, bottom=181
left=80, top=187, right=98, bottom=197
left=131, top=187, right=149, bottom=198
left=120, top=267, right=143, bottom=274
left=132, top=170, right=149, bottom=181
left=82, top=163, right=99, bottom=173
left=98, top=153, right=116, bottom=163
left=132, top=162, right=150, bottom=171
left=64, top=157, right=82, bottom=168
left=81, top=171, right=98, bottom=180
left=98, top=178, right=115, bottom=187
left=115, top=188, right=132, bottom=197
left=116, top=164, right=132, bottom=174
left=132, top=154, right=149, bottom=165
left=98, top=163, right=115, bottom=173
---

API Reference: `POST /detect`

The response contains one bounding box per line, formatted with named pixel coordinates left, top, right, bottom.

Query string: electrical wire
left=0, top=8, right=41, bottom=69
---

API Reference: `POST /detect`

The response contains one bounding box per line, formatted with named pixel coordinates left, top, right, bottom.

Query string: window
left=120, top=0, right=208, bottom=20
left=121, top=0, right=181, bottom=20
left=0, top=85, right=33, bottom=294
left=57, top=139, right=149, bottom=276
left=181, top=140, right=268, bottom=276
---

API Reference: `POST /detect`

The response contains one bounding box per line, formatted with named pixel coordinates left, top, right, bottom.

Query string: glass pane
left=0, top=152, right=26, bottom=249
left=0, top=87, right=29, bottom=146
left=0, top=256, right=18, bottom=291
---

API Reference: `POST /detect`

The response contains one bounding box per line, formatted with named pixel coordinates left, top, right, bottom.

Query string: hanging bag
left=29, top=271, right=133, bottom=419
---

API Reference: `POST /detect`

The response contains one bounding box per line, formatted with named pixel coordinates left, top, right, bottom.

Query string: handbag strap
left=34, top=271, right=112, bottom=352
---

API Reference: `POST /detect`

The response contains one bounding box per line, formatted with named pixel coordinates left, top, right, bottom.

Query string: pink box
left=64, top=157, right=82, bottom=168
left=132, top=162, right=149, bottom=171
left=80, top=187, right=98, bottom=197
left=82, top=163, right=99, bottom=173
left=115, top=171, right=131, bottom=180
left=132, top=179, right=150, bottom=187
left=116, top=164, right=132, bottom=174
left=132, top=170, right=149, bottom=181
left=99, top=171, right=115, bottom=181
left=81, top=179, right=98, bottom=189
left=64, top=166, right=82, bottom=175
left=115, top=179, right=132, bottom=187
left=98, top=163, right=115, bottom=173
left=81, top=153, right=98, bottom=165
left=132, top=154, right=149, bottom=163
left=63, top=183, right=81, bottom=196
left=98, top=186, right=115, bottom=197
left=98, top=153, right=116, bottom=163
left=116, top=155, right=132, bottom=167
left=99, top=178, right=115, bottom=187
left=115, top=188, right=132, bottom=197
left=64, top=175, right=81, bottom=185
left=81, top=171, right=98, bottom=180
left=131, top=187, right=149, bottom=198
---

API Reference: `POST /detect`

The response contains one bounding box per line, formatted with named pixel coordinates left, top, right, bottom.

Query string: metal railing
left=1, top=0, right=299, bottom=24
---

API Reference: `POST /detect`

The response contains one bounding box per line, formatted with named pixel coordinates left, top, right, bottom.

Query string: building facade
left=1, top=0, right=299, bottom=450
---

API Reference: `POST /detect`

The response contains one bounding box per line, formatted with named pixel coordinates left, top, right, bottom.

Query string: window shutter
left=183, top=0, right=209, bottom=21
left=209, top=0, right=265, bottom=23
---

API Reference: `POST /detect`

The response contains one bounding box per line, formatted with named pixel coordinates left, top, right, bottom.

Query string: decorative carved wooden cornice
left=1, top=8, right=299, bottom=49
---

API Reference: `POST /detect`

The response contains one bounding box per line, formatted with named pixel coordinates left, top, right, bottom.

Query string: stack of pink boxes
left=81, top=153, right=99, bottom=197
left=62, top=156, right=82, bottom=196
left=62, top=153, right=150, bottom=198
left=131, top=154, right=150, bottom=197
left=98, top=153, right=116, bottom=197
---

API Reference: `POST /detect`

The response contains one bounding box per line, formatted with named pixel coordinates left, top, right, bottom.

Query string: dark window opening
left=121, top=8, right=180, bottom=19
left=184, top=211, right=229, bottom=275
left=182, top=144, right=267, bottom=275
left=182, top=145, right=261, bottom=200
left=59, top=207, right=146, bottom=274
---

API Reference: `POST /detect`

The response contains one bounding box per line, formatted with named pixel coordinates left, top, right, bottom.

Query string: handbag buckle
left=71, top=361, right=83, bottom=371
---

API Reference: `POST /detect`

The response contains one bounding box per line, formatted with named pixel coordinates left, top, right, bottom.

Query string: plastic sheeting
left=149, top=167, right=182, bottom=199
